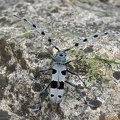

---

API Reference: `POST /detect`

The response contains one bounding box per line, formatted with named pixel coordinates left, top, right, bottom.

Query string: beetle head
left=55, top=51, right=66, bottom=63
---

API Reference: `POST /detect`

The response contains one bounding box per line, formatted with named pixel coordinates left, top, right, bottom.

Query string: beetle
left=1, top=14, right=119, bottom=110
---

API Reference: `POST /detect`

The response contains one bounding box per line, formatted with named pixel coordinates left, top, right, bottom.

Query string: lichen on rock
left=0, top=0, right=120, bottom=120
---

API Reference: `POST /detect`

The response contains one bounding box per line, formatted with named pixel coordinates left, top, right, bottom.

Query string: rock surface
left=0, top=0, right=120, bottom=120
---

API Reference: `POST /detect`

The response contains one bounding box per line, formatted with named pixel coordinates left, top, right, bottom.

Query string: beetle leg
left=65, top=80, right=77, bottom=87
left=67, top=69, right=86, bottom=87
left=64, top=31, right=120, bottom=51
left=78, top=91, right=102, bottom=109
left=65, top=79, right=101, bottom=109
left=49, top=54, right=56, bottom=61
left=65, top=60, right=73, bottom=65
left=32, top=81, right=52, bottom=112
left=34, top=67, right=52, bottom=79
left=40, top=82, right=52, bottom=95
left=4, top=14, right=60, bottom=51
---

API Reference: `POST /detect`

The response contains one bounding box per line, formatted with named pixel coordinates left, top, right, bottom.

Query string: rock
left=0, top=0, right=120, bottom=120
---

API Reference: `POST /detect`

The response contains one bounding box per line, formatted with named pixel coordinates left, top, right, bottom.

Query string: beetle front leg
left=34, top=67, right=52, bottom=79
left=49, top=54, right=56, bottom=61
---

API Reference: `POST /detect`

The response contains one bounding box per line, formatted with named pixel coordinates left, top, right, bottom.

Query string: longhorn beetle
left=1, top=14, right=120, bottom=110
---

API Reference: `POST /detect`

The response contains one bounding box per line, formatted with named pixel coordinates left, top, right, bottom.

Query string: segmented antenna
left=2, top=14, right=60, bottom=51
left=65, top=31, right=120, bottom=51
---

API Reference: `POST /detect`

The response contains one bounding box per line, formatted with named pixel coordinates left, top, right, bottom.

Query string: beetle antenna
left=64, top=31, right=120, bottom=51
left=1, top=14, right=60, bottom=51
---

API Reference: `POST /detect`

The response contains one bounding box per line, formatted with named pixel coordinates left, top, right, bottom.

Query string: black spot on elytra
left=51, top=81, right=64, bottom=89
left=58, top=95, right=62, bottom=98
left=58, top=82, right=64, bottom=89
left=51, top=94, right=54, bottom=97
left=52, top=69, right=57, bottom=74
left=113, top=71, right=120, bottom=80
left=61, top=70, right=66, bottom=75
left=51, top=81, right=57, bottom=88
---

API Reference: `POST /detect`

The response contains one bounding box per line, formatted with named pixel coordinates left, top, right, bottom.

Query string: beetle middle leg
left=67, top=69, right=87, bottom=87
left=40, top=81, right=52, bottom=95
left=65, top=80, right=77, bottom=87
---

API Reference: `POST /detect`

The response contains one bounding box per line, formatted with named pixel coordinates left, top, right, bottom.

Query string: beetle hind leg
left=79, top=91, right=102, bottom=110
